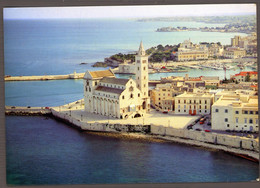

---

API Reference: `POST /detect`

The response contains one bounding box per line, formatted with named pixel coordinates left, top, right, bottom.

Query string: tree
left=245, top=73, right=251, bottom=82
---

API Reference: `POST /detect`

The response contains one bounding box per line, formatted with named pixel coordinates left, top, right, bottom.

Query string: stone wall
left=150, top=125, right=259, bottom=152
left=51, top=109, right=150, bottom=133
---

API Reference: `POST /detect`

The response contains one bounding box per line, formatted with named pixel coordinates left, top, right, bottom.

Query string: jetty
left=4, top=72, right=85, bottom=81
left=5, top=106, right=52, bottom=115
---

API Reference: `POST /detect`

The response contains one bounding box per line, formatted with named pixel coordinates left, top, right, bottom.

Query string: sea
left=4, top=18, right=258, bottom=185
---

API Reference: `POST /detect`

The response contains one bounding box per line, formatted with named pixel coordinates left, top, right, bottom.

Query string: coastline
left=82, top=130, right=259, bottom=162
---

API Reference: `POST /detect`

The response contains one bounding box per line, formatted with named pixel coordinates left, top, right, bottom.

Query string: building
left=231, top=35, right=241, bottom=47
left=212, top=94, right=258, bottom=132
left=174, top=92, right=214, bottom=115
left=230, top=71, right=258, bottom=82
left=177, top=39, right=208, bottom=61
left=177, top=51, right=208, bottom=61
left=223, top=47, right=246, bottom=59
left=150, top=83, right=183, bottom=111
left=83, top=42, right=150, bottom=119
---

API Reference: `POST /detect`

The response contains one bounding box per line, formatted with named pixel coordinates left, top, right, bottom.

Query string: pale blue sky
left=4, top=4, right=256, bottom=19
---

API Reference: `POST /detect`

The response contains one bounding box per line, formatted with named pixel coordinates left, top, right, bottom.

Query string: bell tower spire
left=138, top=41, right=146, bottom=56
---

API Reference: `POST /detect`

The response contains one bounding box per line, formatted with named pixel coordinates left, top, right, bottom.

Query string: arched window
left=130, top=93, right=133, bottom=98
left=122, top=95, right=125, bottom=99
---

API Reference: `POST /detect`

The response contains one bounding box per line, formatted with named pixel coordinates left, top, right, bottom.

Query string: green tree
left=245, top=73, right=251, bottom=82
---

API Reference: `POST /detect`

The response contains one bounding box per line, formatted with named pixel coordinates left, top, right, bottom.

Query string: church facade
left=83, top=42, right=150, bottom=119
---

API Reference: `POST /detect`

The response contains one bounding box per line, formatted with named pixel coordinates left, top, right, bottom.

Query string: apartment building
left=174, top=92, right=214, bottom=115
left=223, top=47, right=246, bottom=59
left=212, top=94, right=258, bottom=132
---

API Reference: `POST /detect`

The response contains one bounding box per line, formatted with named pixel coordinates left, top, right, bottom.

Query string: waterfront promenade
left=5, top=99, right=259, bottom=162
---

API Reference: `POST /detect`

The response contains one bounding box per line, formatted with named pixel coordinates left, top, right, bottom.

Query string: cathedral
left=83, top=42, right=150, bottom=119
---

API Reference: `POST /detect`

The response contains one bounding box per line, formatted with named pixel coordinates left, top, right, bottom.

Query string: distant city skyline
left=4, top=4, right=256, bottom=19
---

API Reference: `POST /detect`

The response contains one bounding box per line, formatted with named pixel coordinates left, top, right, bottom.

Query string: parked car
left=195, top=128, right=202, bottom=131
left=11, top=106, right=16, bottom=109
left=162, top=111, right=168, bottom=114
left=205, top=130, right=211, bottom=132
left=27, top=106, right=31, bottom=108
left=226, top=129, right=231, bottom=132
left=207, top=122, right=211, bottom=126
left=45, top=107, right=50, bottom=109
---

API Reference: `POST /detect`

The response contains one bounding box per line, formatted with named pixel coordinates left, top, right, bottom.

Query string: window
left=256, top=119, right=258, bottom=124
left=86, top=81, right=89, bottom=86
left=227, top=124, right=230, bottom=127
left=205, top=105, right=207, bottom=109
left=256, top=111, right=258, bottom=114
left=184, top=110, right=186, bottom=112
left=130, top=94, right=133, bottom=98
left=215, top=109, right=219, bottom=112
left=178, top=105, right=180, bottom=109
left=244, top=118, right=247, bottom=123
left=244, top=110, right=248, bottom=114
left=236, top=118, right=238, bottom=123
left=235, top=111, right=239, bottom=114
left=138, top=93, right=140, bottom=97
left=143, top=67, right=146, bottom=70
left=249, top=119, right=253, bottom=124
left=137, top=60, right=140, bottom=63
left=138, top=67, right=140, bottom=71
left=199, top=105, right=201, bottom=109
left=225, top=118, right=228, bottom=122
left=95, top=81, right=97, bottom=86
left=89, top=88, right=91, bottom=92
left=205, top=100, right=207, bottom=104
left=225, top=109, right=228, bottom=113
left=122, top=95, right=125, bottom=99
left=250, top=111, right=253, bottom=114
left=184, top=105, right=186, bottom=109
left=159, top=98, right=161, bottom=100
left=144, top=76, right=146, bottom=80
left=142, top=60, right=146, bottom=63
left=190, top=100, right=192, bottom=103
left=205, top=110, right=207, bottom=113
left=199, top=100, right=201, bottom=104
left=178, top=100, right=180, bottom=103
left=184, top=100, right=186, bottom=103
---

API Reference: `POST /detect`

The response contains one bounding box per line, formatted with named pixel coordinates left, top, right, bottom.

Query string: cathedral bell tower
left=135, top=41, right=150, bottom=112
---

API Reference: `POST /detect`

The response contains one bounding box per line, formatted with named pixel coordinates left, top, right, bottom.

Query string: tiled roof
left=234, top=71, right=258, bottom=77
left=95, top=86, right=124, bottom=95
left=89, top=69, right=115, bottom=79
left=100, top=77, right=129, bottom=85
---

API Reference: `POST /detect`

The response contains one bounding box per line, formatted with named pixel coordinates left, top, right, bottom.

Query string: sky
left=4, top=4, right=256, bottom=19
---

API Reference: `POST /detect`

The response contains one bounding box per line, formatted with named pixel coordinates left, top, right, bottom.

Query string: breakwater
left=4, top=72, right=85, bottom=81
left=5, top=106, right=52, bottom=115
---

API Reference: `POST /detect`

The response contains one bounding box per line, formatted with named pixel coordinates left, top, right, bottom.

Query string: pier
left=4, top=72, right=85, bottom=81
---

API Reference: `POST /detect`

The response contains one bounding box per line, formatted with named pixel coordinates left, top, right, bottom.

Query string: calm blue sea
left=6, top=116, right=259, bottom=185
left=4, top=18, right=258, bottom=185
left=4, top=18, right=247, bottom=76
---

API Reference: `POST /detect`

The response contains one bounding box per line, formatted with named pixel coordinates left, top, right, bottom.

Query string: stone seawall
left=150, top=125, right=259, bottom=161
left=51, top=109, right=150, bottom=133
left=5, top=106, right=52, bottom=115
